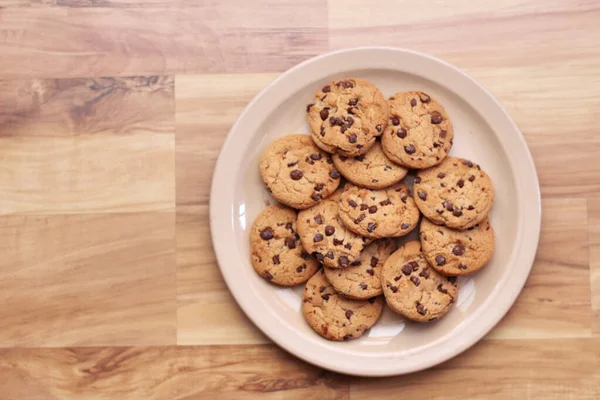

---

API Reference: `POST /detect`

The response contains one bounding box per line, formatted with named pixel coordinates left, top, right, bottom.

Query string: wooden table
left=0, top=1, right=599, bottom=398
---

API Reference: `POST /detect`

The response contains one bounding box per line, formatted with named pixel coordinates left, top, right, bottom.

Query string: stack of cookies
left=250, top=78, right=495, bottom=341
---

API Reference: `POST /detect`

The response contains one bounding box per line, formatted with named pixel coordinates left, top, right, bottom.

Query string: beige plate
left=210, top=47, right=541, bottom=376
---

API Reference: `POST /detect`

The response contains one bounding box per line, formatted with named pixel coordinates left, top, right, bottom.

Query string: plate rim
left=209, top=46, right=541, bottom=376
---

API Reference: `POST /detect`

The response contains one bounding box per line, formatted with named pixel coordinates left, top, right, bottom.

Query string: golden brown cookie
left=338, top=183, right=420, bottom=238
left=297, top=199, right=367, bottom=268
left=413, top=157, right=494, bottom=230
left=420, top=217, right=495, bottom=276
left=306, top=78, right=389, bottom=157
left=381, top=91, right=453, bottom=169
left=332, top=141, right=408, bottom=189
left=259, top=134, right=341, bottom=210
left=381, top=241, right=458, bottom=322
left=250, top=205, right=320, bottom=285
left=302, top=269, right=384, bottom=341
left=324, top=238, right=397, bottom=300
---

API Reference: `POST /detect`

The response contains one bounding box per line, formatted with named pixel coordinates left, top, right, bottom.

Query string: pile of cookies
left=250, top=78, right=495, bottom=341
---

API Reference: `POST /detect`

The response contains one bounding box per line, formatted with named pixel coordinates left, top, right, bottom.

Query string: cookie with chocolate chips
left=332, top=141, right=408, bottom=189
left=324, top=238, right=397, bottom=300
left=297, top=199, right=367, bottom=268
left=250, top=205, right=320, bottom=285
left=381, top=241, right=458, bottom=322
left=420, top=217, right=495, bottom=276
left=381, top=91, right=453, bottom=169
left=260, top=134, right=341, bottom=210
left=413, top=157, right=494, bottom=230
left=302, top=269, right=384, bottom=341
left=307, top=78, right=389, bottom=157
left=338, top=183, right=420, bottom=239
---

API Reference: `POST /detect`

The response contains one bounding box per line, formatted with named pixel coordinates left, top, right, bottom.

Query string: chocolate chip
left=349, top=199, right=358, bottom=208
left=440, top=130, right=447, bottom=138
left=457, top=179, right=465, bottom=188
left=397, top=128, right=407, bottom=138
left=410, top=276, right=421, bottom=286
left=376, top=124, right=383, bottom=133
left=342, top=80, right=354, bottom=88
left=290, top=170, right=303, bottom=180
left=436, top=209, right=443, bottom=214
left=347, top=107, right=356, bottom=114
left=437, top=173, right=445, bottom=179
left=326, top=250, right=335, bottom=259
left=469, top=175, right=475, bottom=182
left=418, top=191, right=427, bottom=200
left=367, top=269, right=375, bottom=276
left=380, top=199, right=391, bottom=206
left=306, top=103, right=314, bottom=112
left=320, top=108, right=329, bottom=121
left=419, top=92, right=431, bottom=103
left=410, top=98, right=417, bottom=107
left=348, top=134, right=357, bottom=143
left=324, top=225, right=335, bottom=236
left=402, top=264, right=412, bottom=275
left=314, top=215, right=323, bottom=224
left=314, top=183, right=324, bottom=191
left=310, top=153, right=321, bottom=161
left=367, top=222, right=377, bottom=232
left=343, top=334, right=353, bottom=340
left=321, top=294, right=331, bottom=301
left=404, top=144, right=416, bottom=154
left=349, top=98, right=358, bottom=106
left=453, top=243, right=465, bottom=256
left=314, top=252, right=324, bottom=262
left=401, top=195, right=408, bottom=203
left=401, top=223, right=410, bottom=229
left=437, top=284, right=448, bottom=294
left=444, top=202, right=454, bottom=211
left=391, top=117, right=400, bottom=126
left=459, top=263, right=468, bottom=270
left=355, top=154, right=365, bottom=161
left=389, top=285, right=398, bottom=293
left=453, top=209, right=463, bottom=217
left=435, top=255, right=446, bottom=266
left=369, top=257, right=379, bottom=268
left=360, top=204, right=368, bottom=211
left=368, top=205, right=377, bottom=214
left=320, top=285, right=326, bottom=294
left=301, top=251, right=310, bottom=260
left=285, top=222, right=293, bottom=231
left=320, top=126, right=325, bottom=136
left=333, top=238, right=344, bottom=246
left=467, top=205, right=475, bottom=210
left=344, top=243, right=352, bottom=250
left=260, top=227, right=274, bottom=240
left=314, top=233, right=323, bottom=243
left=311, top=193, right=321, bottom=201
left=356, top=144, right=364, bottom=149
left=296, top=265, right=304, bottom=272
left=359, top=283, right=368, bottom=290
left=285, top=237, right=296, bottom=249
left=414, top=177, right=421, bottom=184
left=431, top=112, right=443, bottom=124
left=448, top=276, right=457, bottom=284
left=287, top=160, right=298, bottom=167
left=416, top=303, right=427, bottom=315
left=264, top=271, right=273, bottom=281
left=338, top=256, right=349, bottom=267
left=345, top=310, right=354, bottom=319
left=322, top=85, right=331, bottom=93
left=462, top=160, right=474, bottom=167
left=354, top=214, right=366, bottom=224
left=419, top=268, right=430, bottom=279
left=272, top=255, right=280, bottom=265
left=394, top=275, right=401, bottom=281
left=329, top=170, right=340, bottom=179
left=350, top=260, right=361, bottom=266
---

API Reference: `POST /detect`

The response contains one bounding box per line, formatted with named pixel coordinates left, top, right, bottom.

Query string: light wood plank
left=0, top=2, right=328, bottom=79
left=176, top=205, right=267, bottom=345
left=589, top=196, right=600, bottom=335
left=350, top=338, right=600, bottom=400
left=486, top=198, right=592, bottom=339
left=0, top=345, right=349, bottom=399
left=0, top=212, right=176, bottom=347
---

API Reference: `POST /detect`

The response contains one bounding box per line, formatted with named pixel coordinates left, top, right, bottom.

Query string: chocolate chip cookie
left=338, top=183, right=420, bottom=239
left=332, top=141, right=408, bottom=189
left=250, top=204, right=320, bottom=285
left=302, top=269, right=384, bottom=341
left=260, top=134, right=341, bottom=210
left=324, top=238, right=397, bottom=300
left=297, top=199, right=367, bottom=268
left=420, top=217, right=495, bottom=276
left=413, top=157, right=494, bottom=230
left=381, top=91, right=453, bottom=169
left=381, top=241, right=458, bottom=322
left=307, top=78, right=389, bottom=157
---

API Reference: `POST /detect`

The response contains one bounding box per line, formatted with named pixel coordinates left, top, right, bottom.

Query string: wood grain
left=0, top=212, right=176, bottom=347
left=589, top=197, right=600, bottom=335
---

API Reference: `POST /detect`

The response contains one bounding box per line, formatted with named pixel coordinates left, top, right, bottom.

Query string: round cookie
left=338, top=183, right=420, bottom=239
left=250, top=205, right=320, bottom=285
left=381, top=91, right=453, bottom=169
left=306, top=78, right=389, bottom=157
left=413, top=157, right=494, bottom=230
left=260, top=134, right=341, bottom=210
left=324, top=238, right=397, bottom=300
left=333, top=141, right=408, bottom=189
left=302, top=269, right=384, bottom=341
left=297, top=200, right=367, bottom=268
left=420, top=217, right=495, bottom=276
left=382, top=241, right=458, bottom=322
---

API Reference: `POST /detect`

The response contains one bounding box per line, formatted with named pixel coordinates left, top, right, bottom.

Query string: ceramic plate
left=210, top=47, right=541, bottom=376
